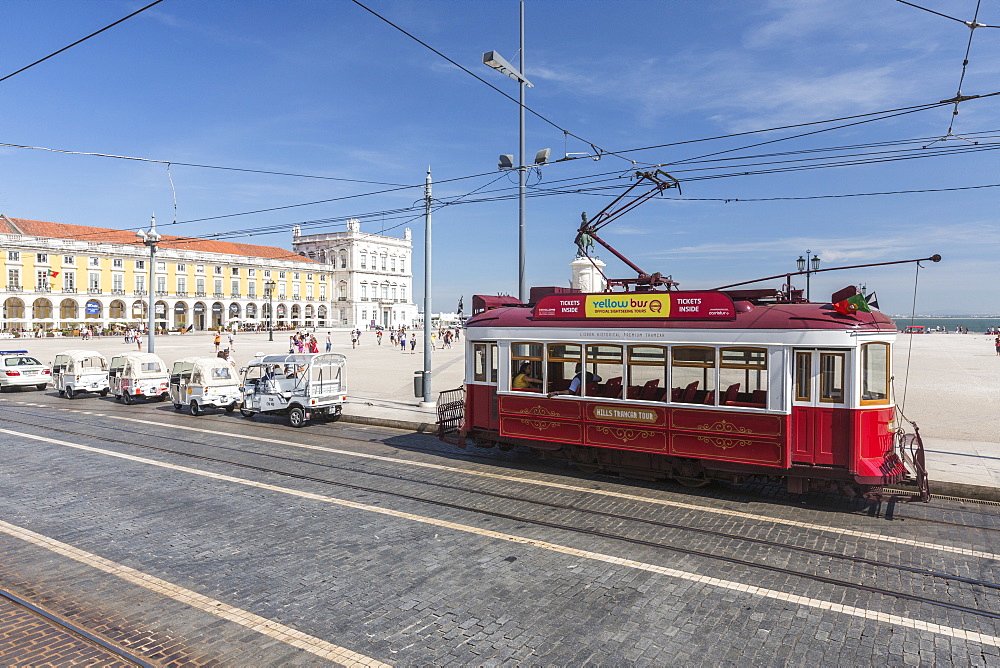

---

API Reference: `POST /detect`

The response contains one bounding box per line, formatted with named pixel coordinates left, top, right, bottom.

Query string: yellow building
left=0, top=215, right=333, bottom=332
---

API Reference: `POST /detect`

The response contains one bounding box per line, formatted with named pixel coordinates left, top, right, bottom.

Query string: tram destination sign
left=533, top=291, right=736, bottom=321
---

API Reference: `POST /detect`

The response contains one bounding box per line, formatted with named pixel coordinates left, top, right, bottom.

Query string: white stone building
left=291, top=219, right=417, bottom=329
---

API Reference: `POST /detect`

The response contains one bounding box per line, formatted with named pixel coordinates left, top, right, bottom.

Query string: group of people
left=289, top=331, right=320, bottom=354
left=123, top=327, right=144, bottom=351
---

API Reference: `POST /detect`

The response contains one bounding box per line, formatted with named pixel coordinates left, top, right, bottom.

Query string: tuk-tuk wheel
left=67, top=389, right=77, bottom=399
left=288, top=406, right=307, bottom=428
left=100, top=389, right=109, bottom=397
left=173, top=403, right=182, bottom=411
left=122, top=393, right=134, bottom=405
left=239, top=408, right=255, bottom=418
left=158, top=393, right=168, bottom=402
left=225, top=403, right=236, bottom=413
left=58, top=389, right=65, bottom=397
left=327, top=412, right=342, bottom=422
left=190, top=400, right=202, bottom=416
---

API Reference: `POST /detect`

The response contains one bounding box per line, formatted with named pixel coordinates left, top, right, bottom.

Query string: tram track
left=2, top=408, right=999, bottom=625
left=0, top=587, right=152, bottom=667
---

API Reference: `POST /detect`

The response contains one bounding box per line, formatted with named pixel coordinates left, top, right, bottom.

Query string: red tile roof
left=0, top=216, right=316, bottom=264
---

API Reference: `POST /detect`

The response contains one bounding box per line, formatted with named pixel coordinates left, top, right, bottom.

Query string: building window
left=319, top=284, right=326, bottom=300
left=361, top=284, right=367, bottom=300
left=7, top=251, right=19, bottom=262
left=391, top=257, right=396, bottom=272
left=279, top=271, right=286, bottom=279
left=306, top=284, right=313, bottom=299
left=113, top=274, right=124, bottom=292
left=36, top=270, right=49, bottom=289
left=292, top=283, right=300, bottom=299
left=278, top=283, right=286, bottom=299
left=263, top=270, right=271, bottom=278
left=400, top=259, right=405, bottom=273
left=307, top=273, right=313, bottom=280
left=391, top=287, right=397, bottom=300
left=89, top=257, right=101, bottom=268
left=248, top=282, right=256, bottom=298
left=177, top=263, right=186, bottom=272
left=63, top=255, right=75, bottom=265
left=360, top=253, right=367, bottom=269
left=196, top=264, right=205, bottom=274
left=340, top=254, right=347, bottom=269
left=156, top=262, right=166, bottom=271
left=381, top=255, right=387, bottom=271
left=113, top=258, right=123, bottom=269
left=135, top=275, right=146, bottom=292
left=7, top=268, right=20, bottom=289
left=294, top=272, right=300, bottom=280
left=156, top=276, right=167, bottom=293
left=399, top=285, right=406, bottom=301
left=214, top=266, right=223, bottom=275
left=382, top=285, right=389, bottom=300
left=177, top=277, right=187, bottom=293
left=362, top=310, right=367, bottom=323
left=231, top=279, right=240, bottom=295
left=339, top=284, right=347, bottom=299
left=63, top=272, right=75, bottom=291
left=36, top=253, right=48, bottom=264
left=248, top=269, right=256, bottom=277
left=196, top=278, right=206, bottom=294
left=231, top=267, right=240, bottom=276
left=135, top=260, right=145, bottom=270
left=89, top=272, right=102, bottom=291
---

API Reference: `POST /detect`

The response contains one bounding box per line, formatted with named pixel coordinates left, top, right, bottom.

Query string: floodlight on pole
left=136, top=214, right=160, bottom=352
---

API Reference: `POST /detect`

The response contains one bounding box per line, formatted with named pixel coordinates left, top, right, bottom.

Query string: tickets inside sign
left=533, top=292, right=736, bottom=320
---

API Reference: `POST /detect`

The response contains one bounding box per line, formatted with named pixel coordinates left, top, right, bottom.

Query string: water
left=890, top=317, right=1000, bottom=334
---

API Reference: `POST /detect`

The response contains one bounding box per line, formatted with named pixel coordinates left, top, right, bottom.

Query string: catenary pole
left=420, top=167, right=435, bottom=407
left=517, top=0, right=527, bottom=302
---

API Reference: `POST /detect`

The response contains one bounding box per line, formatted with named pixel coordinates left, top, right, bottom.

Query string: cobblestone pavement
left=0, top=391, right=998, bottom=666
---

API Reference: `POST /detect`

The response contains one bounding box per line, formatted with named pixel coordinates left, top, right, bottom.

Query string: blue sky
left=1, top=0, right=998, bottom=315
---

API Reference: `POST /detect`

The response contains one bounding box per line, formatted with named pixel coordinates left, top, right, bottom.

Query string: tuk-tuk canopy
left=53, top=349, right=108, bottom=371
left=172, top=356, right=238, bottom=384
left=111, top=352, right=167, bottom=377
left=248, top=352, right=347, bottom=368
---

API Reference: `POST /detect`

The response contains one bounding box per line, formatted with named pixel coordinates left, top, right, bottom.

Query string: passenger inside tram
left=511, top=362, right=542, bottom=391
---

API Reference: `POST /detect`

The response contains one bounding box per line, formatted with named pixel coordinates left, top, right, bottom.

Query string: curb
left=341, top=415, right=999, bottom=503
left=340, top=413, right=436, bottom=433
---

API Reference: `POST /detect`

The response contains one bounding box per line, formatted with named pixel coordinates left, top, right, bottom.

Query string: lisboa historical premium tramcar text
left=438, top=171, right=934, bottom=501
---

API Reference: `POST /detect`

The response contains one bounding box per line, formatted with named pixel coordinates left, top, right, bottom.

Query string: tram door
left=791, top=350, right=850, bottom=466
left=469, top=342, right=500, bottom=431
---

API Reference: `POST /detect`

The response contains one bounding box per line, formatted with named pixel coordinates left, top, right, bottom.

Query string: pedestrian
left=351, top=330, right=358, bottom=349
left=214, top=331, right=221, bottom=352
left=288, top=335, right=295, bottom=354
left=410, top=337, right=416, bottom=353
left=399, top=331, right=407, bottom=352
left=430, top=331, right=437, bottom=350
left=377, top=330, right=383, bottom=345
left=326, top=331, right=332, bottom=352
left=995, top=335, right=999, bottom=356
left=135, top=332, right=143, bottom=351
left=228, top=331, right=235, bottom=351
left=309, top=335, right=319, bottom=353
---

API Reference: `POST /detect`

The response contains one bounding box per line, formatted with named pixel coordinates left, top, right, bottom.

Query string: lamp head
left=796, top=255, right=806, bottom=271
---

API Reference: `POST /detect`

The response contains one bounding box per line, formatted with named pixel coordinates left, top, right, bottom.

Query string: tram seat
left=725, top=389, right=767, bottom=408
left=653, top=387, right=668, bottom=402
left=585, top=382, right=599, bottom=396
left=723, top=383, right=740, bottom=404
left=550, top=379, right=571, bottom=392
left=702, top=390, right=716, bottom=405
left=640, top=379, right=660, bottom=400
left=626, top=385, right=642, bottom=399
left=601, top=380, right=623, bottom=398
left=680, top=381, right=699, bottom=403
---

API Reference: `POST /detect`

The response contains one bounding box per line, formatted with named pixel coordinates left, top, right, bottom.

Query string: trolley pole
left=419, top=167, right=435, bottom=407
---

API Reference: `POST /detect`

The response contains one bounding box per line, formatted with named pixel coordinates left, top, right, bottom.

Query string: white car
left=0, top=350, right=51, bottom=392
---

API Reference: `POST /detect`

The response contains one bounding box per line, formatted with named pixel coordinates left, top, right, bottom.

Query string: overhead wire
left=0, top=0, right=167, bottom=84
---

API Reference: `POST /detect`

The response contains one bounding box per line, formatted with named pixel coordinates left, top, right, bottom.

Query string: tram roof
left=466, top=292, right=896, bottom=332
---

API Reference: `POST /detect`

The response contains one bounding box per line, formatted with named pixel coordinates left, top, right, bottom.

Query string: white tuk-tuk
left=239, top=352, right=347, bottom=427
left=51, top=350, right=110, bottom=399
left=109, top=352, right=169, bottom=404
left=168, top=356, right=241, bottom=416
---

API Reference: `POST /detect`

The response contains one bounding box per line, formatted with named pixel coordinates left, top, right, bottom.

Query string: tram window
left=473, top=344, right=488, bottom=382
left=511, top=342, right=544, bottom=392
left=585, top=344, right=623, bottom=398
left=672, top=347, right=716, bottom=405
left=490, top=344, right=498, bottom=383
left=720, top=347, right=767, bottom=407
left=546, top=343, right=581, bottom=394
left=794, top=352, right=811, bottom=402
left=861, top=343, right=889, bottom=404
left=820, top=353, right=845, bottom=403
left=628, top=346, right=667, bottom=402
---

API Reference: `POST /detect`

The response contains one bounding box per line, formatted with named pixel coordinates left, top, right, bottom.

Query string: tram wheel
left=674, top=475, right=711, bottom=488
left=288, top=406, right=307, bottom=428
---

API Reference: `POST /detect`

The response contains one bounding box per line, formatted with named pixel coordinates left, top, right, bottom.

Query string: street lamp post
left=796, top=250, right=821, bottom=301
left=265, top=280, right=276, bottom=341
left=484, top=1, right=533, bottom=303
left=135, top=215, right=160, bottom=352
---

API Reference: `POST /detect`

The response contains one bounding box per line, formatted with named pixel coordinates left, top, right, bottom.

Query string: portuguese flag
left=833, top=293, right=871, bottom=315
left=47, top=269, right=59, bottom=278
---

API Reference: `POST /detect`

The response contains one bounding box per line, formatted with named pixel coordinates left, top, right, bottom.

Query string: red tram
left=439, top=285, right=930, bottom=500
